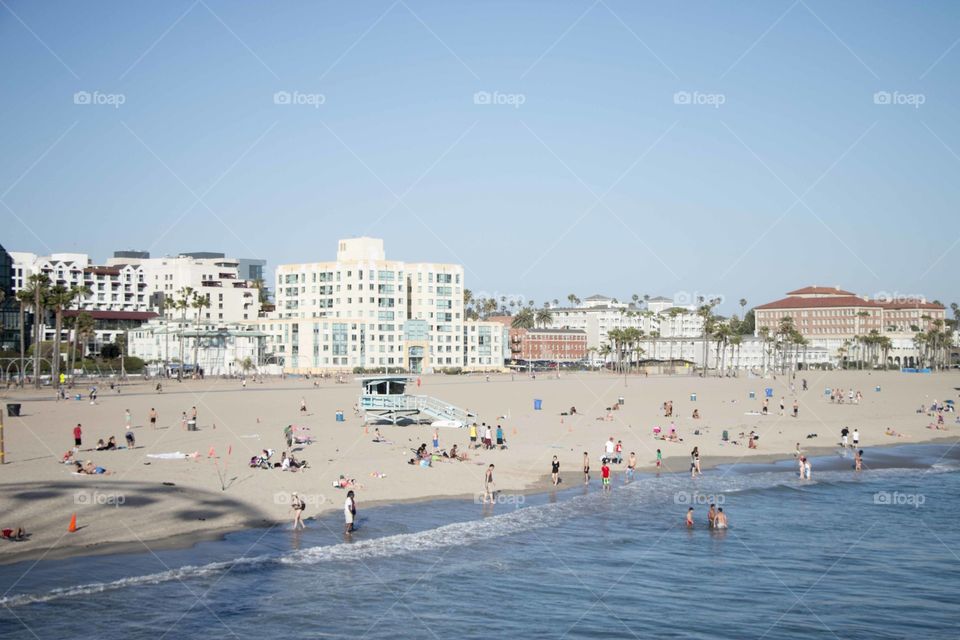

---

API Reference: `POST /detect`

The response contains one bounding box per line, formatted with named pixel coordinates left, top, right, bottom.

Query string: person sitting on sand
left=692, top=409, right=700, bottom=419
left=372, top=428, right=384, bottom=442
left=105, top=436, right=117, bottom=451
left=78, top=461, right=111, bottom=475
left=95, top=439, right=108, bottom=451
left=1, top=527, right=26, bottom=541
left=569, top=406, right=577, bottom=415
left=748, top=431, right=758, bottom=449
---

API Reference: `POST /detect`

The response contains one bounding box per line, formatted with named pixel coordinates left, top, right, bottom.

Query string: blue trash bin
left=765, top=387, right=773, bottom=398
left=534, top=399, right=542, bottom=411
left=690, top=393, right=697, bottom=402
left=748, top=391, right=756, bottom=400
left=335, top=411, right=344, bottom=422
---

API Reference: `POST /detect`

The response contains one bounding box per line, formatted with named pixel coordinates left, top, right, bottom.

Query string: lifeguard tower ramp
left=358, top=375, right=474, bottom=427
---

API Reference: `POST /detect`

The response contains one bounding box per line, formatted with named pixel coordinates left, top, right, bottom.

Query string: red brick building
left=509, top=327, right=587, bottom=362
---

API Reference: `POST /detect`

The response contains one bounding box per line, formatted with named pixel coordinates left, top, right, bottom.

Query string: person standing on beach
left=344, top=490, right=356, bottom=534
left=124, top=409, right=132, bottom=429
left=432, top=430, right=439, bottom=452
left=551, top=456, right=561, bottom=486
left=496, top=425, right=504, bottom=448
left=469, top=423, right=478, bottom=448
left=627, top=452, right=636, bottom=481
left=852, top=428, right=860, bottom=448
left=484, top=464, right=495, bottom=503
left=181, top=412, right=188, bottom=431
left=291, top=492, right=306, bottom=529
left=149, top=408, right=157, bottom=429
left=779, top=398, right=785, bottom=416
left=656, top=449, right=662, bottom=469
left=691, top=447, right=702, bottom=476
left=686, top=507, right=694, bottom=528
left=601, top=461, right=611, bottom=490
left=300, top=397, right=307, bottom=413
left=762, top=398, right=769, bottom=415
left=707, top=503, right=717, bottom=528
left=484, top=425, right=493, bottom=450
left=582, top=451, right=590, bottom=485
left=73, top=423, right=82, bottom=449
left=795, top=442, right=801, bottom=458
left=841, top=427, right=849, bottom=448
left=792, top=400, right=799, bottom=418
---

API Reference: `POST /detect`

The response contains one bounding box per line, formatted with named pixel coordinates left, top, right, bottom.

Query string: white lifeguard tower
left=358, top=375, right=474, bottom=427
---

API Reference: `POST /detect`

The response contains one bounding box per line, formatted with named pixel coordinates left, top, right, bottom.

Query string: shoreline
left=2, top=434, right=956, bottom=567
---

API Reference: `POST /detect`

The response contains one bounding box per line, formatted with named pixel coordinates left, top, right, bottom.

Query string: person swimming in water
left=713, top=508, right=728, bottom=529
left=686, top=507, right=694, bottom=528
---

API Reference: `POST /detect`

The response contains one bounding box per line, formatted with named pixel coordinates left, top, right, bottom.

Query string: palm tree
left=598, top=344, right=612, bottom=369
left=67, top=284, right=92, bottom=381
left=15, top=289, right=32, bottom=384
left=45, top=284, right=73, bottom=388
left=174, top=287, right=194, bottom=379
left=23, top=274, right=51, bottom=388
left=74, top=312, right=95, bottom=375
left=511, top=307, right=535, bottom=329
left=535, top=308, right=553, bottom=329
left=191, top=292, right=211, bottom=375
left=567, top=294, right=580, bottom=307
left=697, top=298, right=719, bottom=374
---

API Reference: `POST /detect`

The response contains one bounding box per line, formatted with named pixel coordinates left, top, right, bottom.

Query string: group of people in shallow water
left=686, top=504, right=728, bottom=529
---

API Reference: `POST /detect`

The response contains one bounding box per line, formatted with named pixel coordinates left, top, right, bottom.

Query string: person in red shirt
left=601, top=462, right=611, bottom=489
left=73, top=424, right=82, bottom=448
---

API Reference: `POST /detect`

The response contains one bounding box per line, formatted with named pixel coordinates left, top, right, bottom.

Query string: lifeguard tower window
left=366, top=379, right=405, bottom=395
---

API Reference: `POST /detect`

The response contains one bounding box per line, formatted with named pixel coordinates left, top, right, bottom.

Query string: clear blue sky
left=2, top=0, right=959, bottom=315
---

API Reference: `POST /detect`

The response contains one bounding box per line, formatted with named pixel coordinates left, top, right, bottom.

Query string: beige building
left=755, top=286, right=946, bottom=367
left=267, top=238, right=470, bottom=372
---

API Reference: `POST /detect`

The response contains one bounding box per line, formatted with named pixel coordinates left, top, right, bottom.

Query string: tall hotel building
left=266, top=238, right=474, bottom=373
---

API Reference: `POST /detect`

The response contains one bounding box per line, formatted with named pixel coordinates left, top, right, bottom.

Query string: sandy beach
left=1, top=370, right=958, bottom=563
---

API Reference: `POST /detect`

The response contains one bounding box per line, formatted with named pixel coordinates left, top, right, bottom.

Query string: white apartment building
left=267, top=238, right=467, bottom=373
left=11, top=252, right=150, bottom=312
left=127, top=319, right=265, bottom=377
left=551, top=294, right=704, bottom=355
left=11, top=251, right=261, bottom=356
left=463, top=320, right=509, bottom=371
left=105, top=254, right=261, bottom=323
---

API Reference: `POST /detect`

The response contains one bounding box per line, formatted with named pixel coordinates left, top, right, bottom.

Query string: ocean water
left=1, top=443, right=959, bottom=639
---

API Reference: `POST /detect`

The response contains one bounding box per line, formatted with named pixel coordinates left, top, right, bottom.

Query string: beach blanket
left=146, top=452, right=189, bottom=460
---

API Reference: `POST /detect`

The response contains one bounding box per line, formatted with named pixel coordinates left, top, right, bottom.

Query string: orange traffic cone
left=68, top=513, right=77, bottom=533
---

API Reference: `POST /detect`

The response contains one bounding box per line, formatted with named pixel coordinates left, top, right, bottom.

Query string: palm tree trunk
left=18, top=304, right=25, bottom=385
left=33, top=288, right=42, bottom=389
left=52, top=309, right=62, bottom=388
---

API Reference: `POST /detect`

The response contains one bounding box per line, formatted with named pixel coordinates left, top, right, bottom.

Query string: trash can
left=690, top=393, right=697, bottom=402
left=722, top=429, right=729, bottom=441
left=534, top=399, right=542, bottom=411
left=335, top=411, right=344, bottom=422
left=764, top=387, right=773, bottom=398
left=618, top=396, right=624, bottom=406
left=875, top=385, right=881, bottom=392
left=6, top=403, right=21, bottom=417
left=75, top=394, right=82, bottom=401
left=748, top=391, right=755, bottom=400
left=187, top=419, right=197, bottom=431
